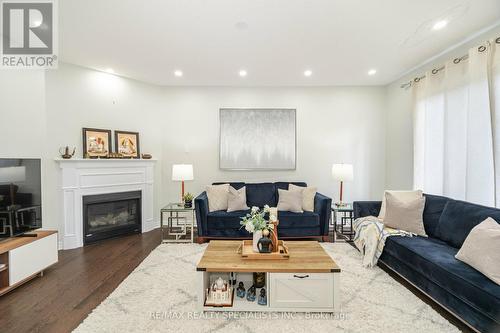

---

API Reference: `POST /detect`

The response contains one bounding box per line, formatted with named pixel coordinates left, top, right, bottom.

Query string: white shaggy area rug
left=74, top=243, right=459, bottom=333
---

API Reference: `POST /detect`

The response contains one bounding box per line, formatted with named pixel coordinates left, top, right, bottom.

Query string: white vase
left=252, top=230, right=262, bottom=253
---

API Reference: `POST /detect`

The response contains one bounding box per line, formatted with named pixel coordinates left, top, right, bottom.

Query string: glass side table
left=160, top=203, right=195, bottom=243
left=332, top=204, right=354, bottom=242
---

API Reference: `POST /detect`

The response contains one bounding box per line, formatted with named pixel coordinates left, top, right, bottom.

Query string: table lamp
left=172, top=164, right=193, bottom=203
left=0, top=166, right=26, bottom=207
left=332, top=163, right=353, bottom=206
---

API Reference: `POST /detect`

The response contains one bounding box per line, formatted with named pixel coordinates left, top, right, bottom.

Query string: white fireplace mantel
left=56, top=158, right=156, bottom=250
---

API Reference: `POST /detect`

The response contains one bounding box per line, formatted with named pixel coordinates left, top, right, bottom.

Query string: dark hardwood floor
left=0, top=228, right=470, bottom=333
left=0, top=229, right=162, bottom=333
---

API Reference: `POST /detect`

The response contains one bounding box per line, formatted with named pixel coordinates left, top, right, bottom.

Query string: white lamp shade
left=0, top=166, right=26, bottom=184
left=332, top=164, right=353, bottom=182
left=172, top=164, right=193, bottom=181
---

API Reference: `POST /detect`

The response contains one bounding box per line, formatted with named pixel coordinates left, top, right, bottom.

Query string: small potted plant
left=183, top=192, right=194, bottom=208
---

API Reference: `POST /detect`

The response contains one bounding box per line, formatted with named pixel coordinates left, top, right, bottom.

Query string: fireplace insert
left=83, top=191, right=141, bottom=244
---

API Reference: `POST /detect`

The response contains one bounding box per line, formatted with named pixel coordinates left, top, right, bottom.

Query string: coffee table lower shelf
left=198, top=271, right=340, bottom=313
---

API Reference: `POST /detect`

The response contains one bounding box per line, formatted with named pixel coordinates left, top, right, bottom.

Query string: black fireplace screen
left=83, top=191, right=141, bottom=244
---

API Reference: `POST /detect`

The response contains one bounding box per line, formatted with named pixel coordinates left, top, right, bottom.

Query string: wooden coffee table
left=197, top=240, right=341, bottom=312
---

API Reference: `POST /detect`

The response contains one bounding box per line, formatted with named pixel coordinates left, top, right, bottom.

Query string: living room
left=0, top=0, right=499, bottom=332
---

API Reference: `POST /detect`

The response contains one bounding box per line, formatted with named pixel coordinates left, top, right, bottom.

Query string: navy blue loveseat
left=354, top=195, right=500, bottom=333
left=195, top=182, right=331, bottom=243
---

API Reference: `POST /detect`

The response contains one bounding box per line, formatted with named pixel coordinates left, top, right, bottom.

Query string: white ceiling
left=59, top=0, right=500, bottom=86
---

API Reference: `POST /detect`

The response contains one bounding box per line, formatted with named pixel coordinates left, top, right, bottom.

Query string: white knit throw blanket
left=353, top=216, right=414, bottom=267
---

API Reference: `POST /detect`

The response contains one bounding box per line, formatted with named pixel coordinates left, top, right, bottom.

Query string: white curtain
left=413, top=39, right=500, bottom=207
left=492, top=41, right=500, bottom=207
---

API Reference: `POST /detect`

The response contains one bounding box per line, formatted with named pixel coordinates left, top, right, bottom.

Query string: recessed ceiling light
left=432, top=20, right=448, bottom=31
left=174, top=70, right=183, bottom=77
left=105, top=68, right=115, bottom=74
left=239, top=70, right=247, bottom=77
left=304, top=70, right=312, bottom=77
left=368, top=69, right=377, bottom=76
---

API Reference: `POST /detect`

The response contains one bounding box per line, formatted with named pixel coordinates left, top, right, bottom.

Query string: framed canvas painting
left=114, top=130, right=140, bottom=158
left=219, top=108, right=296, bottom=170
left=82, top=128, right=112, bottom=158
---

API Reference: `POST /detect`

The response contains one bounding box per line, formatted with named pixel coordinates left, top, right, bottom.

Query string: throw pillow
left=434, top=199, right=500, bottom=249
left=277, top=189, right=303, bottom=213
left=383, top=192, right=427, bottom=236
left=206, top=184, right=229, bottom=212
left=227, top=186, right=250, bottom=212
left=378, top=190, right=423, bottom=220
left=455, top=217, right=500, bottom=285
left=289, top=184, right=317, bottom=212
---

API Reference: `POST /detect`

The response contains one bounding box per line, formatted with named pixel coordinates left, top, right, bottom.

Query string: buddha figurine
left=257, top=236, right=272, bottom=253
left=236, top=282, right=246, bottom=298
left=258, top=288, right=267, bottom=305
left=246, top=285, right=256, bottom=302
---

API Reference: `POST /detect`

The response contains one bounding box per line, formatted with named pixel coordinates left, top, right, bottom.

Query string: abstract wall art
left=219, top=108, right=296, bottom=170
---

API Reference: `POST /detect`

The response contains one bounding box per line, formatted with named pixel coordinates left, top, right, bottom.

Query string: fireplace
left=83, top=191, right=142, bottom=245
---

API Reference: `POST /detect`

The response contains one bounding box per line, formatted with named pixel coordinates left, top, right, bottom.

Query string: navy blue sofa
left=195, top=182, right=331, bottom=242
left=354, top=194, right=500, bottom=333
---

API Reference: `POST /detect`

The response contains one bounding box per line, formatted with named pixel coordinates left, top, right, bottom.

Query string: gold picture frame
left=82, top=128, right=112, bottom=158
left=114, top=130, right=140, bottom=159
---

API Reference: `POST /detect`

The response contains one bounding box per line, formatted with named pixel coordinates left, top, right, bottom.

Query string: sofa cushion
left=277, top=211, right=320, bottom=228
left=434, top=199, right=500, bottom=248
left=227, top=186, right=249, bottom=212
left=456, top=217, right=500, bottom=285
left=422, top=194, right=450, bottom=238
left=277, top=189, right=303, bottom=213
left=383, top=192, right=427, bottom=236
left=212, top=182, right=245, bottom=190
left=274, top=182, right=307, bottom=191
left=206, top=184, right=229, bottom=212
left=246, top=183, right=277, bottom=207
left=207, top=209, right=250, bottom=230
left=378, top=190, right=422, bottom=220
left=206, top=209, right=320, bottom=238
left=289, top=184, right=317, bottom=212
left=383, top=236, right=500, bottom=322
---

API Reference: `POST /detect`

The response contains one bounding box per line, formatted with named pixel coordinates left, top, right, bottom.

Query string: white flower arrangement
left=240, top=206, right=275, bottom=234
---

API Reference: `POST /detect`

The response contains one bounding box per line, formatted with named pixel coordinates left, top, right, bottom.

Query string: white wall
left=1, top=63, right=387, bottom=235
left=0, top=70, right=48, bottom=223
left=3, top=26, right=500, bottom=234
left=44, top=63, right=166, bottom=232
left=385, top=25, right=500, bottom=190
left=162, top=86, right=387, bottom=204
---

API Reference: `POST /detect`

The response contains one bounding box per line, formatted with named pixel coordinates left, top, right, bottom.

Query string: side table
left=160, top=203, right=195, bottom=243
left=332, top=204, right=354, bottom=242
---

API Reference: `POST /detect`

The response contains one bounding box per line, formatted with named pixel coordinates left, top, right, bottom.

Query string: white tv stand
left=0, top=230, right=58, bottom=296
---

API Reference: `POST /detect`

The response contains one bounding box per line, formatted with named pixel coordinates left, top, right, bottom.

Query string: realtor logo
left=1, top=0, right=58, bottom=68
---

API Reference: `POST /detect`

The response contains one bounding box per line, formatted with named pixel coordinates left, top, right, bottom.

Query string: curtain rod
left=400, top=36, right=500, bottom=89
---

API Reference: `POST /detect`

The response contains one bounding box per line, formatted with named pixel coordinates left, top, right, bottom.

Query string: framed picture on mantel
left=115, top=130, right=140, bottom=159
left=82, top=128, right=112, bottom=158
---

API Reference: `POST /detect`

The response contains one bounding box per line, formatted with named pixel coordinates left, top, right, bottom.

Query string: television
left=0, top=158, right=42, bottom=238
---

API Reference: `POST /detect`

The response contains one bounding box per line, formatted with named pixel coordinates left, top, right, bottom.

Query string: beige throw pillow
left=455, top=217, right=500, bottom=285
left=289, top=184, right=317, bottom=212
left=227, top=186, right=249, bottom=212
left=277, top=189, right=303, bottom=213
left=378, top=190, right=423, bottom=220
left=383, top=192, right=427, bottom=236
left=206, top=184, right=229, bottom=212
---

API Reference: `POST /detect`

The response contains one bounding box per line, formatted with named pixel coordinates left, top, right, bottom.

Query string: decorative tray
left=237, top=240, right=290, bottom=260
